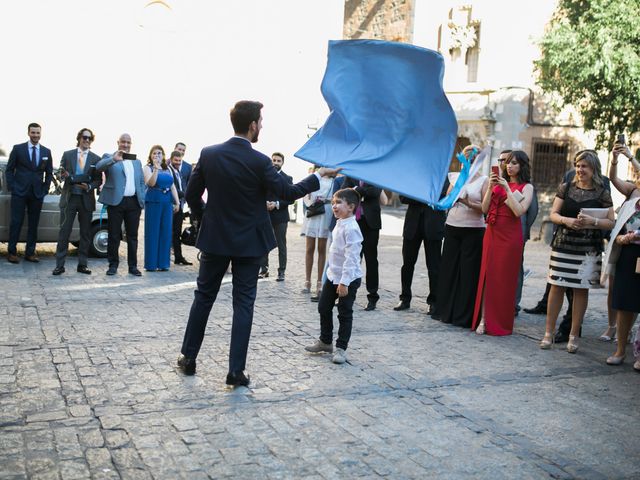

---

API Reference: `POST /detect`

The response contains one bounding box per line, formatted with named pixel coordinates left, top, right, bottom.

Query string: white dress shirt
left=122, top=158, right=135, bottom=197
left=327, top=215, right=363, bottom=286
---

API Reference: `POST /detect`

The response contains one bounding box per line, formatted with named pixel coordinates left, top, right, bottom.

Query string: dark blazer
left=342, top=178, right=382, bottom=230
left=521, top=185, right=539, bottom=242
left=186, top=137, right=320, bottom=257
left=171, top=162, right=192, bottom=210
left=59, top=149, right=102, bottom=211
left=268, top=170, right=293, bottom=225
left=399, top=179, right=449, bottom=241
left=6, top=142, right=53, bottom=198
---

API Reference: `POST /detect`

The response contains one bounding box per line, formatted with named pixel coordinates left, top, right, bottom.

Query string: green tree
left=535, top=0, right=640, bottom=147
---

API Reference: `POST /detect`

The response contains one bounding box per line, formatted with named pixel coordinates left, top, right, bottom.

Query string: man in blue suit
left=96, top=133, right=146, bottom=276
left=169, top=145, right=193, bottom=265
left=177, top=100, right=339, bottom=386
left=6, top=122, right=53, bottom=263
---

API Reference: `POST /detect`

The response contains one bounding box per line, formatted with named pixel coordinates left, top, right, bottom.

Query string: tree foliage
left=535, top=0, right=640, bottom=147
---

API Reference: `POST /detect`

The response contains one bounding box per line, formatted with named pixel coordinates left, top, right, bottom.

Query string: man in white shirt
left=96, top=133, right=146, bottom=276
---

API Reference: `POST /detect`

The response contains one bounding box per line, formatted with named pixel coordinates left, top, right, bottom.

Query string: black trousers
left=106, top=196, right=141, bottom=269
left=172, top=209, right=184, bottom=261
left=8, top=192, right=43, bottom=256
left=55, top=194, right=92, bottom=268
left=437, top=225, right=484, bottom=327
left=357, top=219, right=379, bottom=303
left=399, top=233, right=443, bottom=306
left=318, top=277, right=361, bottom=350
left=181, top=253, right=260, bottom=373
left=260, top=222, right=288, bottom=274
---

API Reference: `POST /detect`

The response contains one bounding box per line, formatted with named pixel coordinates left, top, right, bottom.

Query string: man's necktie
left=355, top=180, right=364, bottom=220
left=78, top=151, right=86, bottom=171
left=31, top=146, right=37, bottom=167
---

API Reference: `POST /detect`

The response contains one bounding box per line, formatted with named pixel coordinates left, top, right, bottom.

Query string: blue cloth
left=145, top=170, right=174, bottom=270
left=295, top=39, right=457, bottom=206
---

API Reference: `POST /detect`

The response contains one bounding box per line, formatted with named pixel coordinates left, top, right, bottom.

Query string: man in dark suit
left=96, top=133, right=146, bottom=276
left=395, top=181, right=448, bottom=315
left=169, top=148, right=193, bottom=265
left=52, top=128, right=102, bottom=275
left=342, top=178, right=382, bottom=311
left=177, top=100, right=338, bottom=386
left=6, top=122, right=53, bottom=263
left=259, top=152, right=293, bottom=281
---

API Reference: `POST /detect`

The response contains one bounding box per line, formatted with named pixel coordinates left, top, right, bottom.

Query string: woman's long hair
left=502, top=150, right=531, bottom=183
left=147, top=145, right=167, bottom=170
left=572, top=150, right=604, bottom=187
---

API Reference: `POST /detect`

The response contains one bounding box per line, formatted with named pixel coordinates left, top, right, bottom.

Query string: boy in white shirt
left=305, top=188, right=363, bottom=364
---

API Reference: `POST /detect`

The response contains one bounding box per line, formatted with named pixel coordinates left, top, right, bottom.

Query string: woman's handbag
left=306, top=201, right=326, bottom=218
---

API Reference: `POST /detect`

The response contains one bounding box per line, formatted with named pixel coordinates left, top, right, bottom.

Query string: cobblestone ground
left=1, top=217, right=638, bottom=479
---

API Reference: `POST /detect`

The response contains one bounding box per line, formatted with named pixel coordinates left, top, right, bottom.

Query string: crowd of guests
left=5, top=120, right=640, bottom=373
left=4, top=123, right=194, bottom=276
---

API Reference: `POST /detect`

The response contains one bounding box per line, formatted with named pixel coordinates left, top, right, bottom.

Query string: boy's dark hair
left=230, top=100, right=263, bottom=134
left=334, top=188, right=360, bottom=209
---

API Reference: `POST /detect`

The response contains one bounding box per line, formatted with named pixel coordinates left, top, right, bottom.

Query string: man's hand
left=78, top=183, right=89, bottom=191
left=113, top=151, right=124, bottom=162
left=337, top=284, right=348, bottom=297
left=266, top=201, right=276, bottom=211
left=317, top=167, right=342, bottom=178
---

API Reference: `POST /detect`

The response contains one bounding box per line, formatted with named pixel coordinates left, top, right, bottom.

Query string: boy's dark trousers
left=318, top=277, right=361, bottom=350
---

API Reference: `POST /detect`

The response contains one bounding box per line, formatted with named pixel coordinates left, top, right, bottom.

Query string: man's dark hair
left=499, top=149, right=512, bottom=155
left=28, top=122, right=41, bottom=131
left=272, top=152, right=284, bottom=161
left=76, top=128, right=95, bottom=146
left=503, top=150, right=531, bottom=183
left=170, top=150, right=183, bottom=159
left=230, top=100, right=263, bottom=134
left=175, top=142, right=186, bottom=149
left=334, top=188, right=360, bottom=210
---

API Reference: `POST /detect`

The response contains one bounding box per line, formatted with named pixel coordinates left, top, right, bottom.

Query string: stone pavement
left=0, top=218, right=638, bottom=479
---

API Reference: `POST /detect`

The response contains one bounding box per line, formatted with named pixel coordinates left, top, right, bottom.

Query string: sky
left=0, top=0, right=344, bottom=180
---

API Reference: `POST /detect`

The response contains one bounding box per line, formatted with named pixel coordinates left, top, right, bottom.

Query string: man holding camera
left=169, top=148, right=193, bottom=265
left=52, top=128, right=102, bottom=275
left=96, top=133, right=146, bottom=276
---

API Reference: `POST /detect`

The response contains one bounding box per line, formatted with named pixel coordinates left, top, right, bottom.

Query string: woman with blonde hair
left=540, top=150, right=614, bottom=353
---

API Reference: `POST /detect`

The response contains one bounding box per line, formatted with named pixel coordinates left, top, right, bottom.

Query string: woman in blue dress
left=143, top=145, right=179, bottom=271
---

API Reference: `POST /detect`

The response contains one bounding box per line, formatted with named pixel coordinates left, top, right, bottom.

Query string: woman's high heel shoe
left=606, top=354, right=625, bottom=365
left=540, top=332, right=554, bottom=350
left=567, top=335, right=579, bottom=354
left=301, top=281, right=311, bottom=294
left=599, top=326, right=616, bottom=342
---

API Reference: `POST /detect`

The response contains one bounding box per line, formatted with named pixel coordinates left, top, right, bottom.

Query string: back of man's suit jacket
left=6, top=142, right=53, bottom=198
left=186, top=137, right=319, bottom=257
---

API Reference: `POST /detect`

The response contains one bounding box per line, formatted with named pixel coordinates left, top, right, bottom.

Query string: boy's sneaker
left=305, top=340, right=333, bottom=353
left=332, top=348, right=347, bottom=364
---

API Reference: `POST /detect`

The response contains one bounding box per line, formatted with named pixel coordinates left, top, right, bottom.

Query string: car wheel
left=89, top=223, right=108, bottom=258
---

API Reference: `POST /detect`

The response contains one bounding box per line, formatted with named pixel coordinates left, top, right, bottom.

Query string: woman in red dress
left=472, top=150, right=535, bottom=335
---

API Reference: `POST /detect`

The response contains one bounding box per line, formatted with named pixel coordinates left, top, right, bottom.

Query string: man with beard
left=259, top=152, right=293, bottom=281
left=177, top=100, right=339, bottom=386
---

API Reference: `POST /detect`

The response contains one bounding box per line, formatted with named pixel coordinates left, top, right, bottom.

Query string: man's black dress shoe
left=364, top=301, right=377, bottom=311
left=523, top=304, right=546, bottom=315
left=175, top=258, right=193, bottom=266
left=226, top=371, right=250, bottom=387
left=106, top=267, right=117, bottom=276
left=276, top=272, right=285, bottom=282
left=77, top=265, right=91, bottom=275
left=427, top=305, right=439, bottom=317
left=52, top=266, right=65, bottom=276
left=258, top=269, right=269, bottom=279
left=177, top=354, right=196, bottom=375
left=554, top=331, right=569, bottom=343
left=129, top=268, right=142, bottom=276
left=394, top=301, right=410, bottom=311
